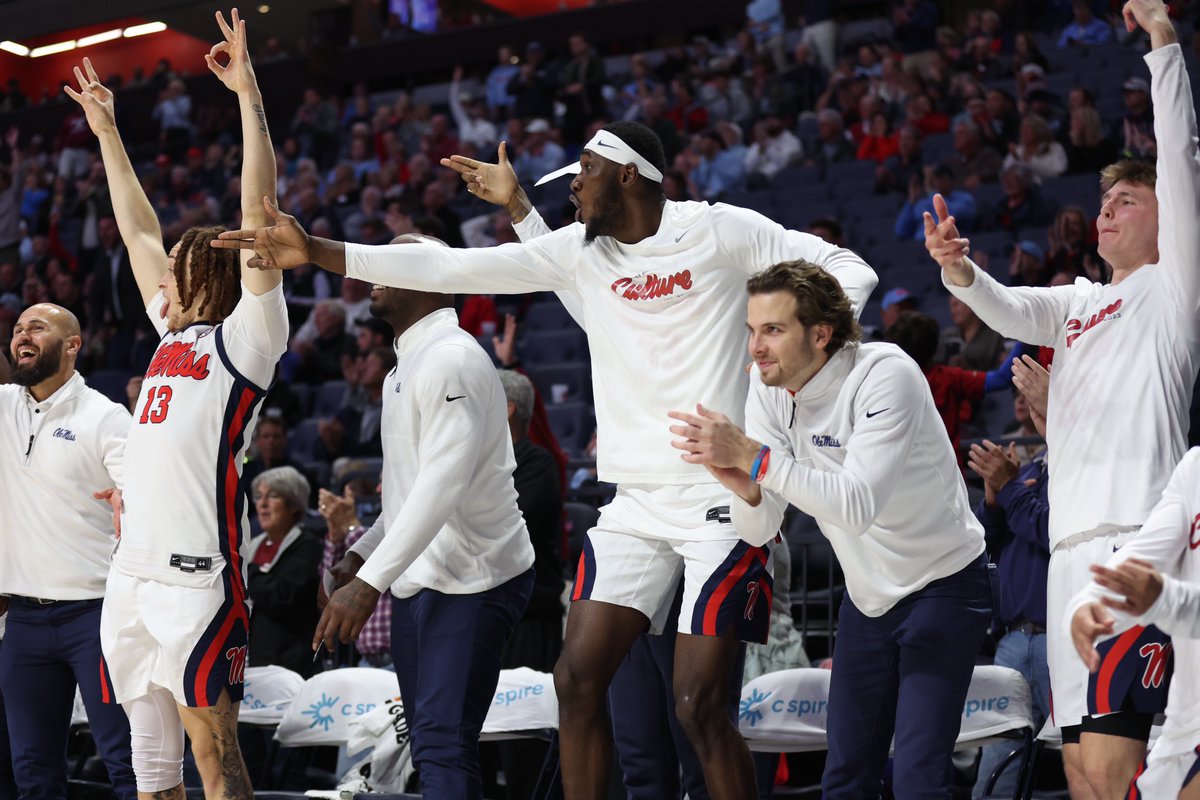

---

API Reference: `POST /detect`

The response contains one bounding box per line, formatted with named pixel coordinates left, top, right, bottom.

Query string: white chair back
left=274, top=667, right=400, bottom=745
left=240, top=665, right=305, bottom=726
left=480, top=668, right=559, bottom=741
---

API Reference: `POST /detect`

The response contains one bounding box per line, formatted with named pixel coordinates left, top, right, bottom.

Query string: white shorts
left=99, top=568, right=249, bottom=707
left=1131, top=744, right=1200, bottom=798
left=1047, top=528, right=1171, bottom=729
left=570, top=484, right=775, bottom=641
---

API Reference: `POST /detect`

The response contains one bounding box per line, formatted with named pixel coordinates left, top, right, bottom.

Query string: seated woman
left=248, top=466, right=323, bottom=677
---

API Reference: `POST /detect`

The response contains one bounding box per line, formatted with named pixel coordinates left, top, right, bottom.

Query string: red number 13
left=139, top=385, right=173, bottom=424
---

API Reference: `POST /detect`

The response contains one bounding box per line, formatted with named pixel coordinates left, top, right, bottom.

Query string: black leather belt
left=9, top=595, right=98, bottom=607
left=1007, top=620, right=1046, bottom=635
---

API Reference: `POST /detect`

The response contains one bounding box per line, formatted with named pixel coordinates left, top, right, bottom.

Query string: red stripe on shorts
left=1094, top=626, right=1144, bottom=715
left=702, top=548, right=760, bottom=636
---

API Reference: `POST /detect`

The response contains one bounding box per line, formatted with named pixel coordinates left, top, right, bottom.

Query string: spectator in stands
left=292, top=299, right=352, bottom=384
left=1120, top=77, right=1155, bottom=159
left=958, top=34, right=1007, bottom=83
left=55, top=109, right=92, bottom=181
left=450, top=67, right=499, bottom=154
left=848, top=95, right=882, bottom=146
left=346, top=136, right=381, bottom=183
left=318, top=484, right=392, bottom=667
left=809, top=108, right=856, bottom=167
left=783, top=41, right=825, bottom=115
left=876, top=124, right=924, bottom=193
left=420, top=181, right=464, bottom=248
left=807, top=216, right=846, bottom=247
left=702, top=62, right=752, bottom=126
left=887, top=310, right=1018, bottom=462
left=512, top=119, right=566, bottom=186
left=485, top=45, right=519, bottom=120
left=494, top=369, right=564, bottom=800
left=421, top=113, right=461, bottom=168
left=508, top=42, right=557, bottom=121
left=892, top=0, right=940, bottom=53
left=0, top=129, right=23, bottom=268
left=315, top=345, right=393, bottom=462
left=354, top=315, right=393, bottom=357
left=744, top=114, right=802, bottom=185
left=902, top=92, right=951, bottom=137
left=291, top=87, right=339, bottom=165
left=856, top=112, right=899, bottom=163
left=560, top=32, right=607, bottom=145
left=996, top=163, right=1054, bottom=233
left=895, top=164, right=976, bottom=240
left=48, top=271, right=86, bottom=329
left=746, top=0, right=786, bottom=71
left=618, top=54, right=660, bottom=118
left=1002, top=384, right=1045, bottom=467
left=967, top=362, right=1050, bottom=798
left=1066, top=105, right=1117, bottom=174
left=1003, top=114, right=1068, bottom=180
left=942, top=118, right=1003, bottom=188
left=1045, top=205, right=1099, bottom=278
left=687, top=129, right=746, bottom=200
left=981, top=88, right=1021, bottom=151
left=879, top=287, right=920, bottom=333
left=247, top=466, right=322, bottom=677
left=1057, top=0, right=1113, bottom=48
left=152, top=78, right=192, bottom=160
left=1011, top=32, right=1049, bottom=74
left=244, top=417, right=317, bottom=506
left=667, top=77, right=710, bottom=135
left=639, top=96, right=683, bottom=163
left=948, top=295, right=1005, bottom=370
left=343, top=185, right=384, bottom=243
left=1009, top=240, right=1051, bottom=287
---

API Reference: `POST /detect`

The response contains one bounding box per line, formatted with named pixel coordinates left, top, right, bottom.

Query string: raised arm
left=64, top=58, right=166, bottom=306
left=205, top=8, right=279, bottom=297
left=1129, top=2, right=1200, bottom=314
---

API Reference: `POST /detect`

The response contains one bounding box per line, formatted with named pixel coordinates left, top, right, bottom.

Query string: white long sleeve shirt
left=1066, top=447, right=1200, bottom=757
left=944, top=44, right=1200, bottom=550
left=732, top=343, right=985, bottom=617
left=0, top=372, right=130, bottom=599
left=349, top=308, right=534, bottom=597
left=346, top=200, right=877, bottom=487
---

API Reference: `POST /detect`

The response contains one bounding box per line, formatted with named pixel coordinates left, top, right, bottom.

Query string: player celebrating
left=1069, top=448, right=1200, bottom=799
left=668, top=261, right=992, bottom=798
left=67, top=10, right=286, bottom=799
left=923, top=1, right=1200, bottom=795
left=214, top=120, right=876, bottom=799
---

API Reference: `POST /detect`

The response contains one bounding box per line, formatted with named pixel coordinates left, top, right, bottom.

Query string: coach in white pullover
left=318, top=234, right=534, bottom=799
left=924, top=2, right=1200, bottom=793
left=0, top=303, right=136, bottom=800
left=670, top=262, right=990, bottom=799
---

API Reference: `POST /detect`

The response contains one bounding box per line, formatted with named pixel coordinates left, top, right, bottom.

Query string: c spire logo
left=302, top=693, right=339, bottom=731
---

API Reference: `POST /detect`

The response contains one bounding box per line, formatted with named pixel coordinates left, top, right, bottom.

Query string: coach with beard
left=0, top=302, right=137, bottom=800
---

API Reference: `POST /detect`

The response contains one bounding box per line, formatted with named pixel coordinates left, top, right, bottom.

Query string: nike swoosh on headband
left=536, top=131, right=664, bottom=186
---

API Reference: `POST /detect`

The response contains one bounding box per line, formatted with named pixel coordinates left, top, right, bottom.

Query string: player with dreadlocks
left=65, top=9, right=287, bottom=799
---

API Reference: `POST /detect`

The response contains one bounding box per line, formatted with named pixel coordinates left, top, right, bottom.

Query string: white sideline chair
left=274, top=667, right=400, bottom=746
left=240, top=665, right=304, bottom=726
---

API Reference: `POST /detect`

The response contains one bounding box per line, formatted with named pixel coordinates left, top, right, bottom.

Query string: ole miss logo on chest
left=147, top=341, right=211, bottom=380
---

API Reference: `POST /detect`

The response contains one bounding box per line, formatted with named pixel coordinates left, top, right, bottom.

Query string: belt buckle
left=35, top=597, right=56, bottom=605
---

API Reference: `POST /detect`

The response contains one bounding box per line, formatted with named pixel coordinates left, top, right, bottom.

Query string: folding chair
left=240, top=666, right=305, bottom=789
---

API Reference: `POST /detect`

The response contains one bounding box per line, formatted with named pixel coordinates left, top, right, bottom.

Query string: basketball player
left=1070, top=448, right=1200, bottom=799
left=923, top=1, right=1200, bottom=795
left=669, top=261, right=991, bottom=798
left=213, top=120, right=877, bottom=799
left=65, top=10, right=285, bottom=798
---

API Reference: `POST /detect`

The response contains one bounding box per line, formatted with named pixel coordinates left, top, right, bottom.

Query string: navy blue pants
left=0, top=640, right=17, bottom=800
left=390, top=569, right=533, bottom=800
left=823, top=556, right=993, bottom=800
left=608, top=588, right=747, bottom=800
left=0, top=598, right=136, bottom=800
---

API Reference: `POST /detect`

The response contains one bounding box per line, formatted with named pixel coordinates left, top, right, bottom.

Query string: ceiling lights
left=1, top=21, right=167, bottom=58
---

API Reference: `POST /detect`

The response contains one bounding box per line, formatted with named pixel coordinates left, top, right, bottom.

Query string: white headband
left=535, top=131, right=664, bottom=186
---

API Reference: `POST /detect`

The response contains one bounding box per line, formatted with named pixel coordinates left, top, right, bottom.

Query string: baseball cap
left=881, top=287, right=915, bottom=310
left=1122, top=77, right=1149, bottom=93
left=1019, top=63, right=1045, bottom=78
left=1013, top=240, right=1045, bottom=261
left=526, top=118, right=550, bottom=134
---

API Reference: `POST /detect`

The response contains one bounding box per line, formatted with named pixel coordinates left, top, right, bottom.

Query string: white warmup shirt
left=0, top=373, right=130, bottom=599
left=115, top=283, right=289, bottom=587
left=345, top=200, right=878, bottom=487
left=733, top=343, right=985, bottom=616
left=1066, top=447, right=1200, bottom=757
left=349, top=308, right=534, bottom=597
left=944, top=44, right=1200, bottom=550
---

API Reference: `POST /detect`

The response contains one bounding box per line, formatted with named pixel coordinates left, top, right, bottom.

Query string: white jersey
left=944, top=43, right=1200, bottom=550
left=345, top=200, right=877, bottom=487
left=0, top=373, right=129, bottom=599
left=348, top=308, right=534, bottom=597
left=1066, top=448, right=1200, bottom=758
left=733, top=343, right=985, bottom=616
left=114, top=284, right=289, bottom=587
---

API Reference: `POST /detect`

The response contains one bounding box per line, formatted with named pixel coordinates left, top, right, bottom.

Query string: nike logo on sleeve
left=865, top=408, right=890, bottom=418
left=446, top=395, right=466, bottom=402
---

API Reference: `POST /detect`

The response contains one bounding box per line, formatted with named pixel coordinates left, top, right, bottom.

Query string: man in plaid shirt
left=318, top=486, right=391, bottom=666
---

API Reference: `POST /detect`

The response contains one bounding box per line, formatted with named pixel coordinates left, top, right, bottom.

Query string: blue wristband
left=750, top=444, right=771, bottom=482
